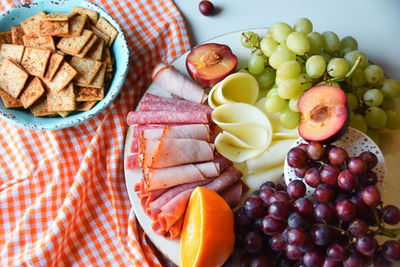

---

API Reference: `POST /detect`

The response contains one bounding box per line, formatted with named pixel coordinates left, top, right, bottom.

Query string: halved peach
left=186, top=43, right=237, bottom=87
left=298, top=85, right=349, bottom=144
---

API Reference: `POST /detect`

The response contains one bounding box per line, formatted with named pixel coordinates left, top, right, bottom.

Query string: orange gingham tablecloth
left=0, top=0, right=190, bottom=265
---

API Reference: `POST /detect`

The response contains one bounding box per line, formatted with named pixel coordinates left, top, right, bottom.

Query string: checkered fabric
left=0, top=0, right=190, bottom=265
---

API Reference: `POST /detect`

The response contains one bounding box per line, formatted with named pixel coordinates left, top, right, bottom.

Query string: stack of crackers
left=0, top=7, right=117, bottom=117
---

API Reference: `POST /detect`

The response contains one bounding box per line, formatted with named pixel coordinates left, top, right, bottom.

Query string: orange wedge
left=180, top=187, right=235, bottom=267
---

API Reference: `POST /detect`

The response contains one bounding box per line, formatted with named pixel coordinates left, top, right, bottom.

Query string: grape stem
left=318, top=56, right=362, bottom=85
left=241, top=32, right=261, bottom=54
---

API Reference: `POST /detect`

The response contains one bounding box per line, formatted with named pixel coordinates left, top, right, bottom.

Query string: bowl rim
left=0, top=0, right=130, bottom=131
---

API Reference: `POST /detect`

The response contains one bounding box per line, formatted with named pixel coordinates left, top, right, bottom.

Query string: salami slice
left=220, top=180, right=244, bottom=208
left=127, top=110, right=209, bottom=125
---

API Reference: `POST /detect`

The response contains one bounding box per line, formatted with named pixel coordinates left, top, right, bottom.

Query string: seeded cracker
left=56, top=29, right=93, bottom=54
left=0, top=44, right=25, bottom=64
left=69, top=56, right=102, bottom=85
left=20, top=12, right=46, bottom=35
left=38, top=20, right=69, bottom=36
left=47, top=83, right=75, bottom=112
left=11, top=26, right=24, bottom=45
left=23, top=35, right=56, bottom=51
left=68, top=14, right=87, bottom=37
left=21, top=47, right=51, bottom=77
left=0, top=88, right=24, bottom=108
left=87, top=38, right=104, bottom=61
left=44, top=12, right=75, bottom=21
left=96, top=17, right=118, bottom=45
left=19, top=77, right=45, bottom=109
left=72, top=7, right=98, bottom=25
left=43, top=53, right=64, bottom=81
left=0, top=58, right=29, bottom=98
left=42, top=61, right=77, bottom=92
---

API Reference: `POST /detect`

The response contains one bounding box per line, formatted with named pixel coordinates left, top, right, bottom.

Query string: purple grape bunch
left=234, top=141, right=400, bottom=266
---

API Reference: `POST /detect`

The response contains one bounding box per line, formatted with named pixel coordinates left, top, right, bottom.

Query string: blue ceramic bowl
left=0, top=0, right=130, bottom=130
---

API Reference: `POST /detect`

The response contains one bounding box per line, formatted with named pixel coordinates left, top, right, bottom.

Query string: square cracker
left=45, top=12, right=75, bottom=21
left=103, top=47, right=112, bottom=72
left=11, top=26, right=24, bottom=45
left=42, top=61, right=77, bottom=92
left=0, top=31, right=12, bottom=46
left=47, top=83, right=75, bottom=112
left=21, top=12, right=46, bottom=35
left=43, top=53, right=64, bottom=81
left=96, top=17, right=118, bottom=45
left=0, top=88, right=24, bottom=108
left=87, top=24, right=110, bottom=45
left=87, top=38, right=104, bottom=61
left=75, top=86, right=104, bottom=101
left=56, top=29, right=93, bottom=54
left=69, top=56, right=102, bottom=85
left=68, top=14, right=87, bottom=37
left=23, top=35, right=55, bottom=51
left=19, top=77, right=45, bottom=109
left=21, top=47, right=51, bottom=77
left=77, top=100, right=97, bottom=111
left=30, top=96, right=58, bottom=117
left=61, top=35, right=97, bottom=58
left=38, top=20, right=69, bottom=36
left=72, top=7, right=98, bottom=25
left=0, top=58, right=29, bottom=98
left=0, top=44, right=25, bottom=64
left=88, top=63, right=106, bottom=88
left=57, top=111, right=70, bottom=117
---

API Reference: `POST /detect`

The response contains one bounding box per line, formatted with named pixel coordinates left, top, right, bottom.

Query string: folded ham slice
left=139, top=138, right=215, bottom=168
left=143, top=161, right=220, bottom=191
left=126, top=153, right=140, bottom=169
left=221, top=180, right=249, bottom=209
left=127, top=110, right=209, bottom=125
left=152, top=63, right=207, bottom=104
left=141, top=124, right=210, bottom=141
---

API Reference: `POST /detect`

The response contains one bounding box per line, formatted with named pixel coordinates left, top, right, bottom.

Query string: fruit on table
left=180, top=187, right=234, bottom=267
left=186, top=43, right=237, bottom=87
left=198, top=0, right=214, bottom=16
left=297, top=85, right=349, bottom=144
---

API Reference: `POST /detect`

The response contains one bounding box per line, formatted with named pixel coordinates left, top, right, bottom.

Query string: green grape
left=289, top=98, right=299, bottom=112
left=365, top=106, right=387, bottom=129
left=267, top=87, right=278, bottom=97
left=277, top=42, right=289, bottom=52
left=286, top=32, right=310, bottom=55
left=260, top=37, right=279, bottom=57
left=380, top=96, right=396, bottom=111
left=277, top=78, right=302, bottom=99
left=307, top=32, right=323, bottom=55
left=364, top=65, right=384, bottom=86
left=340, top=36, right=358, bottom=51
left=264, top=95, right=288, bottom=113
left=385, top=110, right=400, bottom=130
left=381, top=79, right=400, bottom=98
left=271, top=22, right=293, bottom=43
left=248, top=53, right=265, bottom=75
left=322, top=31, right=340, bottom=53
left=293, top=18, right=313, bottom=35
left=344, top=50, right=368, bottom=70
left=327, top=58, right=349, bottom=78
left=269, top=50, right=296, bottom=69
left=349, top=113, right=368, bottom=133
left=297, top=73, right=313, bottom=90
left=237, top=68, right=249, bottom=73
left=363, top=88, right=384, bottom=107
left=276, top=60, right=301, bottom=79
left=366, top=129, right=380, bottom=146
left=345, top=68, right=366, bottom=87
left=320, top=51, right=331, bottom=63
left=305, top=55, right=326, bottom=78
left=346, top=93, right=359, bottom=110
left=265, top=29, right=272, bottom=38
left=256, top=69, right=276, bottom=90
left=279, top=107, right=300, bottom=129
left=241, top=31, right=259, bottom=48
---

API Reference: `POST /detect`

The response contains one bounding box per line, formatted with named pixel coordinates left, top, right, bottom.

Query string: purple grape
left=360, top=186, right=381, bottom=206
left=305, top=167, right=322, bottom=188
left=320, top=165, right=340, bottom=185
left=347, top=219, right=368, bottom=237
left=250, top=190, right=261, bottom=198
left=295, top=162, right=312, bottom=178
left=335, top=200, right=356, bottom=221
left=322, top=257, right=341, bottom=267
left=303, top=250, right=324, bottom=267
left=324, top=144, right=337, bottom=154
left=373, top=252, right=392, bottom=267
left=269, top=191, right=290, bottom=206
left=198, top=0, right=214, bottom=16
left=359, top=151, right=378, bottom=169
left=292, top=197, right=313, bottom=216
left=287, top=228, right=308, bottom=246
left=269, top=201, right=290, bottom=220
left=243, top=231, right=264, bottom=253
left=260, top=181, right=276, bottom=190
left=287, top=180, right=306, bottom=199
left=350, top=196, right=372, bottom=222
left=306, top=142, right=326, bottom=160
left=338, top=170, right=358, bottom=192
left=279, top=174, right=287, bottom=190
left=314, top=184, right=335, bottom=203
left=348, top=157, right=368, bottom=175
left=343, top=252, right=365, bottom=267
left=326, top=242, right=349, bottom=261
left=285, top=243, right=304, bottom=260
left=287, top=147, right=308, bottom=168
left=314, top=203, right=334, bottom=222
left=359, top=171, right=378, bottom=187
left=239, top=252, right=251, bottom=267
left=297, top=143, right=309, bottom=151
left=261, top=215, right=285, bottom=235
left=382, top=240, right=400, bottom=262
left=269, top=233, right=286, bottom=252
left=244, top=197, right=267, bottom=219
left=382, top=205, right=400, bottom=225
left=259, top=187, right=276, bottom=206
left=328, top=147, right=348, bottom=166
left=311, top=225, right=333, bottom=246
left=335, top=191, right=351, bottom=203
left=287, top=212, right=309, bottom=229
left=297, top=237, right=314, bottom=253
left=356, top=235, right=377, bottom=255
left=234, top=207, right=252, bottom=227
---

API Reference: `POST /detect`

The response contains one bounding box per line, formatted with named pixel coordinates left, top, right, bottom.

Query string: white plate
left=123, top=29, right=400, bottom=266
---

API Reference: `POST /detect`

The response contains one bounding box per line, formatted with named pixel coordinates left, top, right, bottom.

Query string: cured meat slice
left=139, top=138, right=215, bottom=168
left=134, top=179, right=167, bottom=214
left=220, top=180, right=249, bottom=208
left=203, top=166, right=242, bottom=193
left=152, top=63, right=207, bottom=103
left=144, top=161, right=220, bottom=191
left=141, top=124, right=210, bottom=141
left=126, top=153, right=140, bottom=169
left=127, top=110, right=209, bottom=125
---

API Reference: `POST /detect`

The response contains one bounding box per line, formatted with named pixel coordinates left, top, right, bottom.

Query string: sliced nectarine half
left=298, top=85, right=349, bottom=144
left=186, top=43, right=237, bottom=87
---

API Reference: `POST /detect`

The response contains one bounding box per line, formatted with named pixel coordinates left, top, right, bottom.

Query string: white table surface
left=173, top=0, right=400, bottom=80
